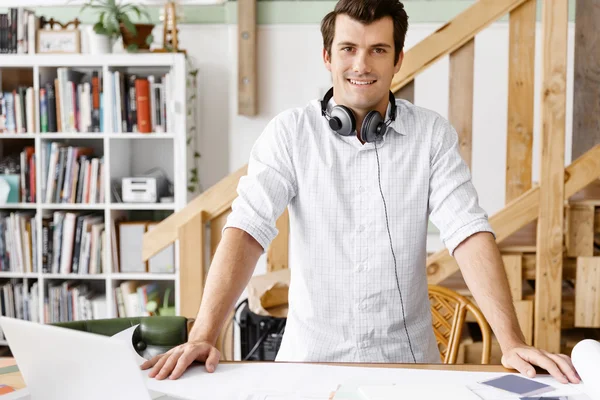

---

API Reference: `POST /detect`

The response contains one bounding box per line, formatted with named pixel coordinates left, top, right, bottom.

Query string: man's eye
left=374, top=48, right=385, bottom=53
left=342, top=47, right=353, bottom=52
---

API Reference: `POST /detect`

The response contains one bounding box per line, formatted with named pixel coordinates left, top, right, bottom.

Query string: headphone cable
left=374, top=141, right=417, bottom=364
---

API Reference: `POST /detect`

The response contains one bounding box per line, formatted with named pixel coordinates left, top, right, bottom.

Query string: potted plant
left=81, top=0, right=155, bottom=53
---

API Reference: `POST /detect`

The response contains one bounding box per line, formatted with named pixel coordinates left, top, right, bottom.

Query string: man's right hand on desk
left=141, top=340, right=221, bottom=380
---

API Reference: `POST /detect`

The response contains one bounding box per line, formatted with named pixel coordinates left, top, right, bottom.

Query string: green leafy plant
left=186, top=57, right=202, bottom=195
left=80, top=0, right=151, bottom=40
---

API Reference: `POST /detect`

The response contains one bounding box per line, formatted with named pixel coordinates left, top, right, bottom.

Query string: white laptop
left=0, top=316, right=183, bottom=400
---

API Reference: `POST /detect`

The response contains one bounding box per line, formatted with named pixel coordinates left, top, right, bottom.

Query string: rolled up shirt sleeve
left=428, top=117, right=495, bottom=256
left=223, top=110, right=298, bottom=251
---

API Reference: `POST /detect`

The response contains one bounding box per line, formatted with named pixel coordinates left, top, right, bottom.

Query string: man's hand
left=501, top=343, right=580, bottom=384
left=141, top=340, right=221, bottom=380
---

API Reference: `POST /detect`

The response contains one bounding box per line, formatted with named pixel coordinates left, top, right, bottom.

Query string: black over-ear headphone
left=320, top=87, right=397, bottom=143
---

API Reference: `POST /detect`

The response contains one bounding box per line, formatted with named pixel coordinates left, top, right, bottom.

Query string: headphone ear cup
left=361, top=111, right=384, bottom=143
left=329, top=105, right=356, bottom=136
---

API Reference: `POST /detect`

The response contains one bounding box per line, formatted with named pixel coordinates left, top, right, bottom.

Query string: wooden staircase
left=142, top=0, right=600, bottom=361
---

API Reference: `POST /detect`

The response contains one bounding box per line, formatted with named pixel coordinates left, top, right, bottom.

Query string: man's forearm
left=453, top=231, right=526, bottom=351
left=188, top=227, right=263, bottom=345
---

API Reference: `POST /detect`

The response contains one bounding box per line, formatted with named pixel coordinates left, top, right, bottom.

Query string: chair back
left=428, top=285, right=491, bottom=364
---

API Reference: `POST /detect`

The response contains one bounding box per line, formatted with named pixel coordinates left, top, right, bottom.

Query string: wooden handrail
left=142, top=165, right=247, bottom=261
left=426, top=143, right=600, bottom=285
left=391, top=0, right=530, bottom=93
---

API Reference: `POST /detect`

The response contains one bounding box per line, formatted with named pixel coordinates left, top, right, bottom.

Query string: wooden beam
left=210, top=211, right=230, bottom=259
left=514, top=300, right=534, bottom=346
left=427, top=143, right=600, bottom=285
left=534, top=0, right=568, bottom=353
left=506, top=0, right=536, bottom=203
left=178, top=212, right=206, bottom=319
left=391, top=0, right=530, bottom=94
left=566, top=205, right=595, bottom=257
left=238, top=0, right=257, bottom=116
left=396, top=79, right=415, bottom=103
left=142, top=165, right=247, bottom=261
left=522, top=255, right=576, bottom=280
left=267, top=208, right=290, bottom=272
left=449, top=39, right=475, bottom=169
left=502, top=254, right=523, bottom=301
left=572, top=0, right=600, bottom=160
left=575, top=257, right=600, bottom=327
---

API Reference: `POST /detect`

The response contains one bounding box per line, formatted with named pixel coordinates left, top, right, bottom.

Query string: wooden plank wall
left=449, top=39, right=475, bottom=169
left=238, top=0, right=257, bottom=115
left=571, top=0, right=600, bottom=160
left=178, top=212, right=206, bottom=319
left=505, top=0, right=536, bottom=203
left=534, top=0, right=568, bottom=353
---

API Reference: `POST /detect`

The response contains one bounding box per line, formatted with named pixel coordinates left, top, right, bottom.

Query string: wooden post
left=449, top=39, right=475, bottom=169
left=575, top=257, right=600, bottom=327
left=178, top=212, right=207, bottom=319
left=502, top=254, right=523, bottom=301
left=238, top=0, right=257, bottom=116
left=534, top=0, right=568, bottom=353
left=506, top=0, right=536, bottom=202
left=572, top=0, right=600, bottom=160
left=267, top=208, right=290, bottom=272
left=566, top=205, right=595, bottom=257
left=514, top=300, right=534, bottom=345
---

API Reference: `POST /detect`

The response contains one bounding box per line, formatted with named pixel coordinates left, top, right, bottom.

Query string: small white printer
left=121, top=169, right=170, bottom=203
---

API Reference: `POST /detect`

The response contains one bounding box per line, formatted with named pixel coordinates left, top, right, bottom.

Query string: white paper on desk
left=111, top=324, right=148, bottom=366
left=142, top=362, right=591, bottom=400
left=358, top=383, right=480, bottom=400
left=572, top=339, right=600, bottom=399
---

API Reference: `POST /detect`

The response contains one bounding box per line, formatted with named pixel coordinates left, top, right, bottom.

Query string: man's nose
left=352, top=51, right=371, bottom=74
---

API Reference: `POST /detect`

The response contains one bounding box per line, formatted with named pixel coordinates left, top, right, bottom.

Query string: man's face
left=323, top=14, right=403, bottom=114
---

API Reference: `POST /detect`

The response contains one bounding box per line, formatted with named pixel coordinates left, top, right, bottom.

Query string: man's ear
left=323, top=48, right=332, bottom=72
left=394, top=50, right=404, bottom=74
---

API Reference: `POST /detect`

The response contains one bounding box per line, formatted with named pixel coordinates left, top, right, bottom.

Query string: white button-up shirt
left=224, top=97, right=495, bottom=363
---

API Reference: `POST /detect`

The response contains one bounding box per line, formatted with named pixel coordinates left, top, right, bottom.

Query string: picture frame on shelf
left=37, top=29, right=81, bottom=54
left=37, top=18, right=82, bottom=54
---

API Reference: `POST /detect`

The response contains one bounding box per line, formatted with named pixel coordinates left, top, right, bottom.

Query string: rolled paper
left=571, top=339, right=600, bottom=398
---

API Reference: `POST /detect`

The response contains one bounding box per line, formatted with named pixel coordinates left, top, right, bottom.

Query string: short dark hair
left=321, top=0, right=409, bottom=64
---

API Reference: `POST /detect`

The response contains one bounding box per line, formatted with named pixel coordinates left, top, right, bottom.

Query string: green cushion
left=53, top=316, right=188, bottom=360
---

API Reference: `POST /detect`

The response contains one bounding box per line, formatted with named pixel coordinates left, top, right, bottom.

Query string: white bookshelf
left=0, top=53, right=188, bottom=333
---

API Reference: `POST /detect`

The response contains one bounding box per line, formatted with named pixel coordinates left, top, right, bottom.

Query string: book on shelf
left=42, top=212, right=105, bottom=275
left=0, top=211, right=36, bottom=273
left=0, top=146, right=36, bottom=203
left=0, top=281, right=39, bottom=339
left=42, top=142, right=104, bottom=204
left=0, top=87, right=35, bottom=134
left=114, top=280, right=165, bottom=318
left=45, top=281, right=106, bottom=323
left=0, top=8, right=39, bottom=55
left=112, top=70, right=170, bottom=133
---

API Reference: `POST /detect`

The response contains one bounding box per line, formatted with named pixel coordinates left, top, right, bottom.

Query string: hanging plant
left=186, top=55, right=202, bottom=195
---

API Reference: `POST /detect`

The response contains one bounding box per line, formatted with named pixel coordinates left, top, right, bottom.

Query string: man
left=142, top=0, right=580, bottom=384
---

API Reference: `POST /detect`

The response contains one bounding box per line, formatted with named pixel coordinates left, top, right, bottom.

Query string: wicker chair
left=428, top=285, right=492, bottom=364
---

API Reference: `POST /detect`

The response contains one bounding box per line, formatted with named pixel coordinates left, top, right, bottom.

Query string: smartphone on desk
left=478, top=375, right=555, bottom=397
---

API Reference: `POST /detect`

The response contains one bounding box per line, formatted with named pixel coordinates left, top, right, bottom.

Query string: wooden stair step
left=568, top=178, right=600, bottom=206
left=498, top=221, right=537, bottom=253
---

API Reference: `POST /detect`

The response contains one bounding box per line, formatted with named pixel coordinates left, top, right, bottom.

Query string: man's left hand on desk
left=500, top=342, right=581, bottom=384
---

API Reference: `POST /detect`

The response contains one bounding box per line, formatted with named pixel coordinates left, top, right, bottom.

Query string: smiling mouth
left=347, top=79, right=377, bottom=86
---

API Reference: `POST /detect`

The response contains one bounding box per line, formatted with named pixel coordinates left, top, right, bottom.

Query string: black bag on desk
left=238, top=299, right=286, bottom=361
